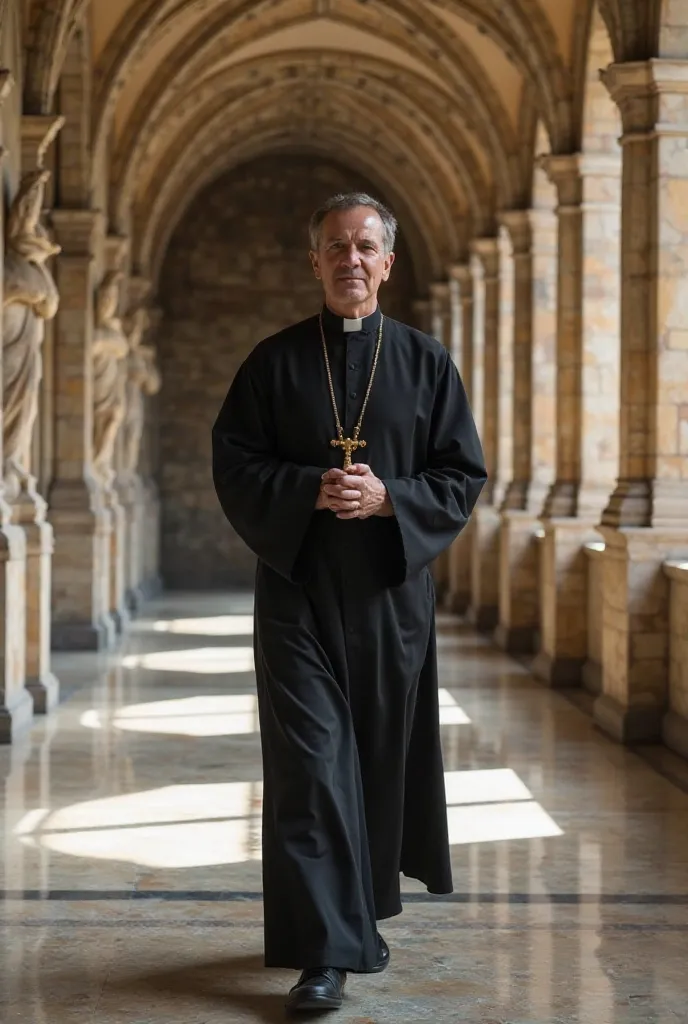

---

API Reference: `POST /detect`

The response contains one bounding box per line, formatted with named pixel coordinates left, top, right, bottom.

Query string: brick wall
left=157, top=154, right=416, bottom=589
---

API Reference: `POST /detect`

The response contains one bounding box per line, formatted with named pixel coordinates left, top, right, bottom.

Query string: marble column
left=0, top=71, right=31, bottom=743
left=534, top=151, right=622, bottom=685
left=468, top=237, right=501, bottom=631
left=49, top=209, right=115, bottom=650
left=429, top=282, right=452, bottom=603
left=595, top=60, right=688, bottom=744
left=446, top=264, right=473, bottom=614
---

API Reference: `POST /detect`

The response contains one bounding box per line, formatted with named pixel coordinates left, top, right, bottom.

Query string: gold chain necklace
left=319, top=311, right=384, bottom=469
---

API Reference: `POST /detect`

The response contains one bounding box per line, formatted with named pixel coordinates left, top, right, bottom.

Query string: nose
left=340, top=244, right=362, bottom=268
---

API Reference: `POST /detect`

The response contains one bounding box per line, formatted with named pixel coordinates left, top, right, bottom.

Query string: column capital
left=498, top=210, right=532, bottom=255
left=21, top=114, right=64, bottom=170
left=104, top=234, right=129, bottom=271
left=602, top=59, right=688, bottom=136
left=448, top=262, right=473, bottom=300
left=429, top=281, right=450, bottom=307
left=51, top=209, right=106, bottom=258
left=535, top=154, right=582, bottom=206
left=470, top=236, right=499, bottom=279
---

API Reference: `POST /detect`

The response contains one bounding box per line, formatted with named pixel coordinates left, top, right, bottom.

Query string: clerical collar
left=321, top=304, right=383, bottom=335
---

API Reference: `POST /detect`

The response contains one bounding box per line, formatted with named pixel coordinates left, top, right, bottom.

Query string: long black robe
left=212, top=305, right=486, bottom=972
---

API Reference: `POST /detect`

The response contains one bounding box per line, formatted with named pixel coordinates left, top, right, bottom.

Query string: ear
left=381, top=251, right=395, bottom=283
left=309, top=250, right=322, bottom=280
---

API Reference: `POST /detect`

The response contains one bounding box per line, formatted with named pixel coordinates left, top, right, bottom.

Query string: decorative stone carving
left=3, top=169, right=60, bottom=498
left=122, top=308, right=161, bottom=477
left=92, top=270, right=129, bottom=486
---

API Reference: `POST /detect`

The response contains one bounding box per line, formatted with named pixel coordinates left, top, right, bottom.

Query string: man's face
left=310, top=206, right=395, bottom=312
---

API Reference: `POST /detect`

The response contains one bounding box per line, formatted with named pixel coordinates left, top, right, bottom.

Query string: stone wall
left=157, top=154, right=417, bottom=589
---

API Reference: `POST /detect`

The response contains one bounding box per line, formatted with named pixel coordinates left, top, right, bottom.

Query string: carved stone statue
left=121, top=308, right=161, bottom=476
left=92, top=270, right=129, bottom=486
left=3, top=169, right=61, bottom=495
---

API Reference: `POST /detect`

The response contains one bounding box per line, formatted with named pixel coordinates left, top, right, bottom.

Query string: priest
left=212, top=192, right=486, bottom=1013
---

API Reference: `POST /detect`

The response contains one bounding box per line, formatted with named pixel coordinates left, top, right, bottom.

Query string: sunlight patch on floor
left=122, top=647, right=255, bottom=673
left=80, top=695, right=260, bottom=737
left=152, top=615, right=254, bottom=636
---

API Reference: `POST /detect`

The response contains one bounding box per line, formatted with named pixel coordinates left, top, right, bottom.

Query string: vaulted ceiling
left=23, top=0, right=662, bottom=285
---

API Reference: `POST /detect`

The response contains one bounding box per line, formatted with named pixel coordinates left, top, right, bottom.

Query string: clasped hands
left=316, top=464, right=393, bottom=519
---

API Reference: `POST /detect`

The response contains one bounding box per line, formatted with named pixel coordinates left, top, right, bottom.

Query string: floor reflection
left=1, top=592, right=688, bottom=1023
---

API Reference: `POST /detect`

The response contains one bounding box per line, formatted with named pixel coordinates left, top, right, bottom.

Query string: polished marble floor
left=2, top=592, right=688, bottom=1023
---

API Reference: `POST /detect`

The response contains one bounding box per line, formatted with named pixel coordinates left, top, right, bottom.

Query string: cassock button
left=349, top=362, right=358, bottom=371
left=349, top=391, right=357, bottom=399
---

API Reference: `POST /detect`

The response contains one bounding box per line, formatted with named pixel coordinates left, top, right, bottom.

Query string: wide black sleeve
left=212, top=354, right=323, bottom=582
left=382, top=349, right=487, bottom=583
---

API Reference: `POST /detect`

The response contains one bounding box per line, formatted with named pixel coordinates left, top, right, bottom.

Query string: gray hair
left=309, top=192, right=398, bottom=254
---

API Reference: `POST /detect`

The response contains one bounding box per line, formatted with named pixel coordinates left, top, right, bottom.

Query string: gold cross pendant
left=331, top=436, right=366, bottom=470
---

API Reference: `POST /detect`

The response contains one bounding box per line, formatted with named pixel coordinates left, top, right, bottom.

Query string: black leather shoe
left=285, top=967, right=346, bottom=1012
left=371, top=934, right=390, bottom=974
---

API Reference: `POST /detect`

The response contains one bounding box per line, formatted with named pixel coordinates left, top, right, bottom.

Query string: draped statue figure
left=121, top=308, right=161, bottom=476
left=3, top=169, right=60, bottom=495
left=92, top=270, right=129, bottom=486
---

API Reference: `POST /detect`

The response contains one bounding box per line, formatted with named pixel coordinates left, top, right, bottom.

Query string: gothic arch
left=23, top=0, right=89, bottom=113
left=112, top=54, right=493, bottom=240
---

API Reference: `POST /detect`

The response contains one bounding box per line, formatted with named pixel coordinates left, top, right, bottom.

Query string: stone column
left=95, top=236, right=131, bottom=633
left=411, top=298, right=431, bottom=334
left=0, top=70, right=32, bottom=743
left=429, top=282, right=452, bottom=602
left=446, top=264, right=473, bottom=613
left=49, top=209, right=115, bottom=650
left=534, top=152, right=621, bottom=684
left=468, top=237, right=501, bottom=631
left=5, top=117, right=65, bottom=714
left=594, top=61, right=688, bottom=743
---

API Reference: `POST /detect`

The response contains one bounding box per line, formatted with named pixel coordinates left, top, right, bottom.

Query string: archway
left=156, top=153, right=417, bottom=589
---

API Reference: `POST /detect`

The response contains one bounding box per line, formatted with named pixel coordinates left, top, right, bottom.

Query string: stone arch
left=23, top=0, right=89, bottom=113
left=138, top=125, right=450, bottom=293
left=90, top=0, right=566, bottom=201
left=108, top=34, right=508, bottom=218
left=112, top=55, right=491, bottom=239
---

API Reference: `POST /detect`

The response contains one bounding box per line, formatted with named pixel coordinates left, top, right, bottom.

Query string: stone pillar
left=0, top=71, right=32, bottom=743
left=496, top=211, right=537, bottom=652
left=96, top=236, right=131, bottom=633
left=6, top=117, right=65, bottom=714
left=468, top=238, right=501, bottom=631
left=49, top=209, right=115, bottom=650
left=411, top=298, right=431, bottom=334
left=446, top=264, right=473, bottom=614
left=429, top=282, right=452, bottom=602
left=534, top=151, right=621, bottom=685
left=595, top=61, right=688, bottom=743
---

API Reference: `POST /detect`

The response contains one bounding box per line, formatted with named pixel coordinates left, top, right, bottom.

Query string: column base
left=582, top=658, right=603, bottom=695
left=495, top=623, right=536, bottom=655
left=446, top=589, right=471, bottom=616
left=662, top=711, right=688, bottom=760
left=0, top=688, right=34, bottom=744
left=467, top=604, right=499, bottom=633
left=111, top=606, right=131, bottom=635
left=533, top=651, right=584, bottom=687
left=594, top=692, right=663, bottom=744
left=26, top=671, right=60, bottom=714
left=51, top=616, right=116, bottom=651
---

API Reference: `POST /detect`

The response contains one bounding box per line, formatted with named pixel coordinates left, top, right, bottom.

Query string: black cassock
left=212, top=305, right=486, bottom=972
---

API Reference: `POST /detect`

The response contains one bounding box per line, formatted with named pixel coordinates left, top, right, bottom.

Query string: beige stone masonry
left=534, top=148, right=622, bottom=684
left=663, top=561, right=688, bottom=759
left=49, top=208, right=115, bottom=651
left=430, top=281, right=452, bottom=603
left=9, top=114, right=65, bottom=715
left=446, top=263, right=474, bottom=614
left=0, top=70, right=32, bottom=744
left=468, top=239, right=501, bottom=631
left=593, top=60, right=688, bottom=743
